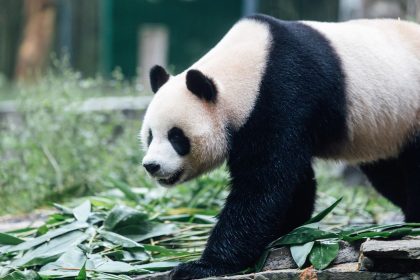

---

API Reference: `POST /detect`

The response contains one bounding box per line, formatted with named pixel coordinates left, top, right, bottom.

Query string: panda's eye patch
left=147, top=129, right=153, bottom=146
left=168, top=127, right=190, bottom=156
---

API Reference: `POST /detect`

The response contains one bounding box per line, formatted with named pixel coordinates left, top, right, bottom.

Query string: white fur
left=190, top=19, right=271, bottom=129
left=141, top=18, right=271, bottom=183
left=304, top=19, right=420, bottom=162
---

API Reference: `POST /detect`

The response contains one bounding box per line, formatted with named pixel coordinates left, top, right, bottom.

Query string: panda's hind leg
left=359, top=158, right=407, bottom=212
left=399, top=134, right=420, bottom=222
left=360, top=133, right=420, bottom=222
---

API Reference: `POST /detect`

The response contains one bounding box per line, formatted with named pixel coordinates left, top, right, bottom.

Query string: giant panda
left=140, top=14, right=420, bottom=279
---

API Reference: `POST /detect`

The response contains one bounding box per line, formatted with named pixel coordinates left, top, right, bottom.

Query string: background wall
left=0, top=0, right=419, bottom=84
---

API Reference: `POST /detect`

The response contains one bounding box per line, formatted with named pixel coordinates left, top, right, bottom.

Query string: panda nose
left=143, top=163, right=160, bottom=175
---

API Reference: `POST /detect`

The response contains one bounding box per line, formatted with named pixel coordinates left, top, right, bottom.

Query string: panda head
left=140, top=65, right=228, bottom=187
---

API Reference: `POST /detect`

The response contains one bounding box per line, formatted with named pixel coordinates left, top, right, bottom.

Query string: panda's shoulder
left=241, top=14, right=330, bottom=43
left=242, top=13, right=292, bottom=30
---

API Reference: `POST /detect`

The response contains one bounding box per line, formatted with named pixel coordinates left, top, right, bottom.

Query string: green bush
left=0, top=69, right=147, bottom=213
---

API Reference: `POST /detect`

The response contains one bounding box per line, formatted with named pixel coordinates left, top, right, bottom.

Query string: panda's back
left=191, top=15, right=420, bottom=163
left=303, top=19, right=420, bottom=162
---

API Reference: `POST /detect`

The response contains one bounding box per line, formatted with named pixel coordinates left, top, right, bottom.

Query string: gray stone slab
left=133, top=263, right=420, bottom=280
left=362, top=239, right=420, bottom=260
left=359, top=254, right=420, bottom=273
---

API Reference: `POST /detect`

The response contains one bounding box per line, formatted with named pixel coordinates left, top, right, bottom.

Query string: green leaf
left=40, top=246, right=87, bottom=272
left=85, top=254, right=145, bottom=274
left=143, top=244, right=190, bottom=257
left=5, top=227, right=37, bottom=235
left=341, top=224, right=417, bottom=242
left=135, top=261, right=180, bottom=271
left=104, top=205, right=148, bottom=232
left=7, top=221, right=88, bottom=253
left=254, top=249, right=271, bottom=272
left=271, top=225, right=338, bottom=246
left=125, top=223, right=178, bottom=242
left=90, top=273, right=133, bottom=280
left=290, top=241, right=314, bottom=268
left=94, top=262, right=138, bottom=273
left=11, top=230, right=89, bottom=268
left=309, top=240, right=339, bottom=270
left=73, top=200, right=91, bottom=222
left=345, top=224, right=403, bottom=235
left=108, top=247, right=149, bottom=262
left=343, top=228, right=414, bottom=242
left=192, top=215, right=216, bottom=224
left=76, top=261, right=87, bottom=280
left=0, top=270, right=39, bottom=280
left=53, top=203, right=73, bottom=215
left=46, top=213, right=67, bottom=224
left=0, top=232, right=24, bottom=245
left=305, top=197, right=342, bottom=225
left=36, top=225, right=48, bottom=236
left=99, top=230, right=144, bottom=249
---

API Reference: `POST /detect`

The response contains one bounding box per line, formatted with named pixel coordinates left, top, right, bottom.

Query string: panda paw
left=169, top=260, right=234, bottom=280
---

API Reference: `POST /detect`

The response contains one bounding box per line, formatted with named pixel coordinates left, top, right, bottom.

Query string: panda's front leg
left=170, top=155, right=316, bottom=279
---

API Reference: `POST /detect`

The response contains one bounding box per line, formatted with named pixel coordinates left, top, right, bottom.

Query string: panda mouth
left=158, top=169, right=183, bottom=186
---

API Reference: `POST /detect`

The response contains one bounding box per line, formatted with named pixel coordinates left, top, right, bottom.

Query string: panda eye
left=147, top=129, right=153, bottom=146
left=168, top=127, right=190, bottom=156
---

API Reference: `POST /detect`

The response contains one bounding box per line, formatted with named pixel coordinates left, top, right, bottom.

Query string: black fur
left=360, top=134, right=420, bottom=222
left=147, top=129, right=153, bottom=146
left=171, top=14, right=347, bottom=279
left=168, top=127, right=191, bottom=156
left=186, top=69, right=217, bottom=102
left=150, top=65, right=170, bottom=93
left=400, top=134, right=420, bottom=222
left=360, top=159, right=406, bottom=210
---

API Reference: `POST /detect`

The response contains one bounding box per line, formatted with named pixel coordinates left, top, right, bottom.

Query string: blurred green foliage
left=0, top=63, right=144, bottom=213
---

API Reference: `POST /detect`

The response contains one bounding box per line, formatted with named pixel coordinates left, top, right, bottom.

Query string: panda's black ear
left=186, top=69, right=217, bottom=102
left=150, top=65, right=170, bottom=93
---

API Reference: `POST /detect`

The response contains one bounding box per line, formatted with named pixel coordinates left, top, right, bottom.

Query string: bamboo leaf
left=125, top=223, right=178, bottom=242
left=87, top=254, right=143, bottom=274
left=40, top=246, right=86, bottom=272
left=6, top=221, right=88, bottom=253
left=73, top=200, right=91, bottom=222
left=53, top=203, right=73, bottom=215
left=271, top=226, right=337, bottom=247
left=305, top=197, right=342, bottom=225
left=99, top=230, right=144, bottom=249
left=143, top=244, right=190, bottom=257
left=254, top=249, right=271, bottom=272
left=11, top=230, right=89, bottom=268
left=135, top=261, right=180, bottom=271
left=108, top=247, right=149, bottom=262
left=290, top=241, right=314, bottom=268
left=76, top=261, right=87, bottom=280
left=309, top=240, right=339, bottom=270
left=104, top=205, right=148, bottom=231
left=0, top=233, right=24, bottom=245
left=0, top=270, right=39, bottom=280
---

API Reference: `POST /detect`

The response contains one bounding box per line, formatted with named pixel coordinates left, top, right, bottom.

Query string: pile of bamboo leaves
left=2, top=194, right=420, bottom=279
left=0, top=198, right=213, bottom=279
